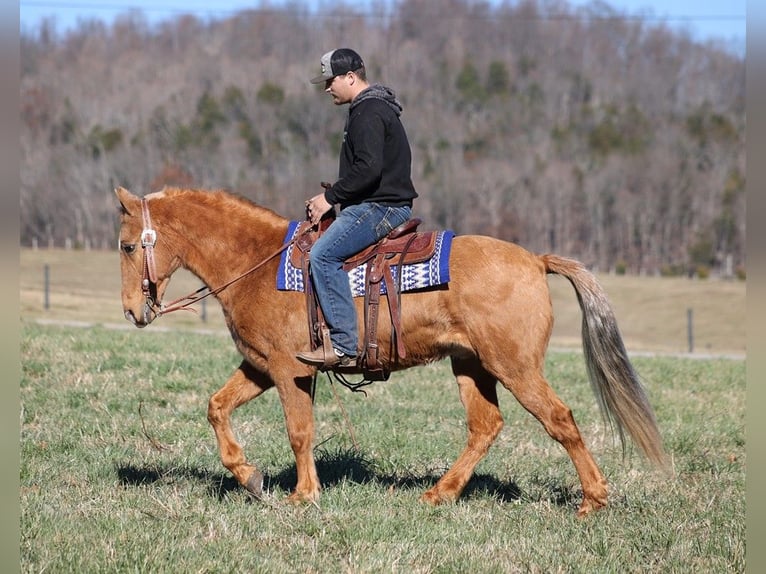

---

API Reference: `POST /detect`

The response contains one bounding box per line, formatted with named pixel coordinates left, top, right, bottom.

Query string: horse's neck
left=164, top=195, right=287, bottom=291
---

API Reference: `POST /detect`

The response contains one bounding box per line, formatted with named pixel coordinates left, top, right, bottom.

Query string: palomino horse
left=116, top=185, right=666, bottom=517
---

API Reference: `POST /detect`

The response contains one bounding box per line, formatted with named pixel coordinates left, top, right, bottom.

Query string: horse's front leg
left=207, top=360, right=274, bottom=497
left=273, top=367, right=321, bottom=504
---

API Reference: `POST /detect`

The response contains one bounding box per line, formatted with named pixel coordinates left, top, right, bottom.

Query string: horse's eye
left=121, top=243, right=136, bottom=255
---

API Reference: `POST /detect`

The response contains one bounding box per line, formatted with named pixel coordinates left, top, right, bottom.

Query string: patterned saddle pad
left=276, top=220, right=454, bottom=296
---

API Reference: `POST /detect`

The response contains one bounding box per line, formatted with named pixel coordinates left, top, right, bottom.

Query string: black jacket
left=324, top=84, right=418, bottom=209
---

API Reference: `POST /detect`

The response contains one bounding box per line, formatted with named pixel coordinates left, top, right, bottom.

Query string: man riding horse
left=297, top=48, right=418, bottom=369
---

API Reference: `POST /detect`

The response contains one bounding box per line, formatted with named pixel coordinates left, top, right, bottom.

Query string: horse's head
left=115, top=186, right=178, bottom=327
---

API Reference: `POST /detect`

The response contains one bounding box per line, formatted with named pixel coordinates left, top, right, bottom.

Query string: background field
left=20, top=248, right=746, bottom=356
left=19, top=248, right=746, bottom=571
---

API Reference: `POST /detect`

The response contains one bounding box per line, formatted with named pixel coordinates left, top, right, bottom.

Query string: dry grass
left=546, top=273, right=745, bottom=355
left=20, top=248, right=227, bottom=332
left=20, top=248, right=746, bottom=356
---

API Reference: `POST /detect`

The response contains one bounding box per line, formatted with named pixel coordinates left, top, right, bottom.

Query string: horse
left=115, top=185, right=666, bottom=517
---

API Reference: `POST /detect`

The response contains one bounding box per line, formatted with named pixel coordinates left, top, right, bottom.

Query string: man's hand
left=305, top=192, right=333, bottom=226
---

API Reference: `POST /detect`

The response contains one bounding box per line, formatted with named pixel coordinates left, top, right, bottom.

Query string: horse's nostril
left=124, top=309, right=147, bottom=328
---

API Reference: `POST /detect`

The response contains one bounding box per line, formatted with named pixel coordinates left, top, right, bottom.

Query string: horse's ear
left=115, top=186, right=138, bottom=216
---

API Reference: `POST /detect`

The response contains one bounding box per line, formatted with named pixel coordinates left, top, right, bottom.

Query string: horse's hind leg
left=498, top=365, right=608, bottom=517
left=421, top=357, right=504, bottom=505
left=207, top=360, right=274, bottom=497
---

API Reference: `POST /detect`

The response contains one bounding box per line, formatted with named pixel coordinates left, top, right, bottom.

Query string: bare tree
left=19, top=0, right=745, bottom=276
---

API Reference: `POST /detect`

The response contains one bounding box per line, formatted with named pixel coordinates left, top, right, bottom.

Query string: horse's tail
left=541, top=254, right=668, bottom=467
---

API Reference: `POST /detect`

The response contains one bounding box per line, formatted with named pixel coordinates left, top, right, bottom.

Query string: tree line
left=20, top=0, right=745, bottom=277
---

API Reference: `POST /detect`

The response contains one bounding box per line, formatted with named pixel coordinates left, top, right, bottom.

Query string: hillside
left=20, top=0, right=745, bottom=277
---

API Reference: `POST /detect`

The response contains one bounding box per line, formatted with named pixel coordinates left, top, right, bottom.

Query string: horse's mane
left=156, top=186, right=287, bottom=223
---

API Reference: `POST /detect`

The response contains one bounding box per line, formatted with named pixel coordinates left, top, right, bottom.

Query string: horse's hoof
left=244, top=469, right=264, bottom=499
left=577, top=498, right=606, bottom=518
left=420, top=489, right=447, bottom=506
left=285, top=492, right=303, bottom=505
left=286, top=490, right=320, bottom=505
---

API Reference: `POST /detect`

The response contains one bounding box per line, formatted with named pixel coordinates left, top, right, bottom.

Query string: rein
left=139, top=197, right=311, bottom=318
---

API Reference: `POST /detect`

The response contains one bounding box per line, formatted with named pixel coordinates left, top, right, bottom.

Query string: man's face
left=324, top=72, right=354, bottom=105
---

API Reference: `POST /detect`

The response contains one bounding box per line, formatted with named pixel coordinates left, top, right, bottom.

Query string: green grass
left=20, top=322, right=745, bottom=572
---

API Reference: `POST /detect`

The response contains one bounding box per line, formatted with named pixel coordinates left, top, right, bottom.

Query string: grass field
left=19, top=248, right=745, bottom=571
left=20, top=322, right=745, bottom=572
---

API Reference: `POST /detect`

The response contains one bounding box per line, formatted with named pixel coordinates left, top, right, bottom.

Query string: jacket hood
left=350, top=84, right=403, bottom=116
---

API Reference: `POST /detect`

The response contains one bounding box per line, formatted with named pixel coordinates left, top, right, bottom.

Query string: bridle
left=137, top=197, right=310, bottom=320
left=140, top=198, right=159, bottom=304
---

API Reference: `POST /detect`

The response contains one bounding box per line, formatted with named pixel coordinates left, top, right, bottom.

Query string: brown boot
left=296, top=347, right=356, bottom=369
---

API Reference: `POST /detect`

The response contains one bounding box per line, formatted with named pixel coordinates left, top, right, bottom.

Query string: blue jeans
left=308, top=202, right=412, bottom=357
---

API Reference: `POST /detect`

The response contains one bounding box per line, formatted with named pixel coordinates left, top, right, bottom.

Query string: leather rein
left=138, top=197, right=309, bottom=318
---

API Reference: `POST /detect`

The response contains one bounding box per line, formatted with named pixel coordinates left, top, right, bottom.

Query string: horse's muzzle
left=124, top=301, right=156, bottom=328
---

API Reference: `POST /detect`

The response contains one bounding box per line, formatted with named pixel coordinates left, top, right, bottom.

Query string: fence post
left=201, top=298, right=207, bottom=323
left=44, top=264, right=50, bottom=310
left=687, top=308, right=694, bottom=353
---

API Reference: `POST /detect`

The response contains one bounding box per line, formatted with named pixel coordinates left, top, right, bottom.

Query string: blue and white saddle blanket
left=276, top=220, right=454, bottom=297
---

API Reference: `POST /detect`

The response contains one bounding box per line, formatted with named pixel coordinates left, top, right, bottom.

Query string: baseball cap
left=310, top=48, right=365, bottom=84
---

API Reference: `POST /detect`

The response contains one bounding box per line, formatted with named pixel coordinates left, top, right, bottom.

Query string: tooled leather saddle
left=291, top=211, right=439, bottom=381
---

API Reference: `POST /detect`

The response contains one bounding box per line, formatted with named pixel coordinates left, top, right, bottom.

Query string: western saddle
left=291, top=211, right=439, bottom=381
